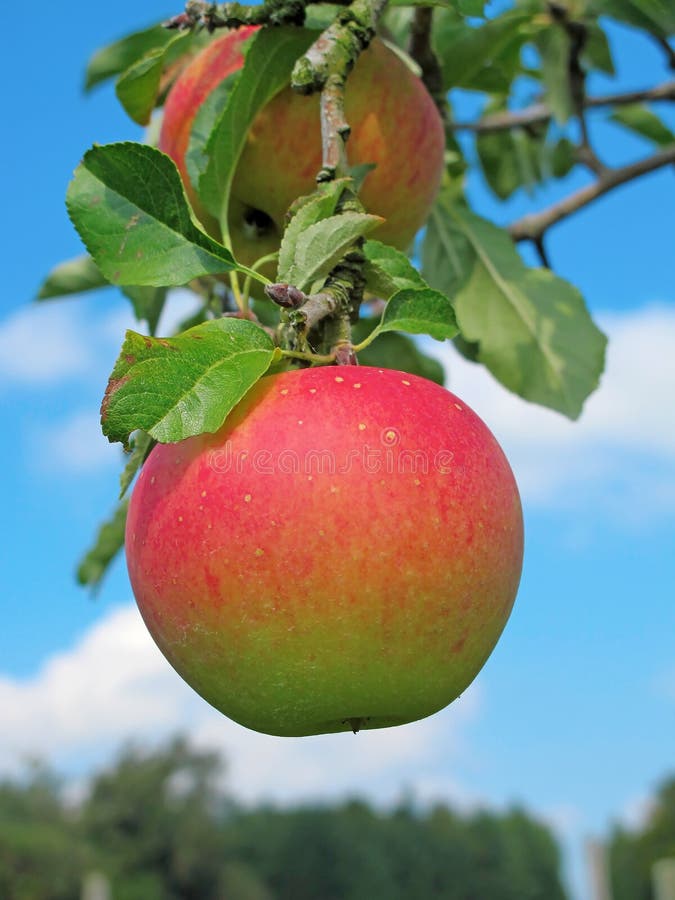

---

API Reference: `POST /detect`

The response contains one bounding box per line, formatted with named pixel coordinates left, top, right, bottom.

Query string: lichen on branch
left=291, top=0, right=388, bottom=181
left=166, top=0, right=308, bottom=31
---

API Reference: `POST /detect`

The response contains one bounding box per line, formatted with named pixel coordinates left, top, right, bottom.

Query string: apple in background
left=125, top=367, right=523, bottom=737
left=158, top=28, right=446, bottom=268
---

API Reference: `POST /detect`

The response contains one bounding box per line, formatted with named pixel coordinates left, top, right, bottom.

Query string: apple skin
left=158, top=29, right=446, bottom=266
left=125, top=367, right=523, bottom=737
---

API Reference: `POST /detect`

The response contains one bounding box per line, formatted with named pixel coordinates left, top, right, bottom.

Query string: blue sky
left=1, top=3, right=674, bottom=898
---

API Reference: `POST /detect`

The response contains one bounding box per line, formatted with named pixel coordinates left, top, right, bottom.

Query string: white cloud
left=34, top=409, right=121, bottom=473
left=425, top=304, right=675, bottom=521
left=1, top=290, right=202, bottom=390
left=8, top=290, right=203, bottom=475
left=0, top=304, right=94, bottom=385
left=617, top=792, right=655, bottom=831
left=0, top=604, right=481, bottom=806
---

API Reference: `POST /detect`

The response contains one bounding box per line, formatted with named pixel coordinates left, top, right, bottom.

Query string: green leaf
left=379, top=289, right=459, bottom=340
left=388, top=0, right=454, bottom=7
left=456, top=0, right=487, bottom=16
left=426, top=198, right=607, bottom=419
left=36, top=255, right=108, bottom=300
left=185, top=72, right=239, bottom=195
left=77, top=500, right=128, bottom=588
left=547, top=136, right=576, bottom=179
left=589, top=0, right=675, bottom=37
left=85, top=25, right=175, bottom=91
left=363, top=241, right=427, bottom=299
left=352, top=322, right=446, bottom=384
left=35, top=252, right=167, bottom=333
left=120, top=431, right=155, bottom=498
left=101, top=318, right=275, bottom=446
left=304, top=4, right=344, bottom=30
left=536, top=26, right=573, bottom=123
left=122, top=286, right=168, bottom=335
left=477, top=127, right=546, bottom=200
left=116, top=33, right=188, bottom=126
left=435, top=9, right=534, bottom=92
left=66, top=142, right=241, bottom=287
left=421, top=203, right=475, bottom=300
left=198, top=27, right=316, bottom=235
left=348, top=162, right=377, bottom=192
left=609, top=104, right=675, bottom=146
left=583, top=22, right=616, bottom=75
left=282, top=213, right=383, bottom=293
left=277, top=181, right=351, bottom=283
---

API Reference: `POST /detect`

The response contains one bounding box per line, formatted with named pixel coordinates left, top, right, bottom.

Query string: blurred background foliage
left=2, top=735, right=674, bottom=899
left=0, top=736, right=569, bottom=899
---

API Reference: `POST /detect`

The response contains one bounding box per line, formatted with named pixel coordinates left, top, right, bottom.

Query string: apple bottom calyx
left=125, top=366, right=523, bottom=737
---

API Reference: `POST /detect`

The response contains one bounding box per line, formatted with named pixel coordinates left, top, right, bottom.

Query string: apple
left=158, top=28, right=446, bottom=268
left=125, top=366, right=523, bottom=737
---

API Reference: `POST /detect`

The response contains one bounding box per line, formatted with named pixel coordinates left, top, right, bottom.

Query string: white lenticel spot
left=150, top=476, right=156, bottom=485
left=358, top=423, right=366, bottom=431
left=402, top=380, right=411, bottom=386
left=454, top=403, right=463, bottom=410
left=353, top=383, right=361, bottom=389
left=201, top=490, right=207, bottom=497
left=298, top=420, right=303, bottom=425
left=244, top=494, right=252, bottom=503
left=178, top=516, right=183, bottom=522
left=280, top=389, right=289, bottom=395
left=255, top=548, right=265, bottom=557
left=309, top=388, right=317, bottom=394
left=335, top=376, right=344, bottom=383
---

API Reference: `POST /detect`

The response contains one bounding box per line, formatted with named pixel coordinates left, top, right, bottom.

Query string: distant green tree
left=0, top=738, right=569, bottom=899
left=226, top=794, right=568, bottom=899
left=609, top=777, right=675, bottom=900
left=0, top=763, right=90, bottom=899
left=80, top=736, right=238, bottom=899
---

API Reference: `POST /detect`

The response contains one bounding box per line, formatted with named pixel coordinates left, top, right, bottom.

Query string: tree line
left=0, top=736, right=568, bottom=899
left=4, top=734, right=675, bottom=899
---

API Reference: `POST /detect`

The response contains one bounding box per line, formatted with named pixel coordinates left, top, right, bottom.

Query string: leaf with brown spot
left=102, top=317, right=275, bottom=446
left=66, top=143, right=253, bottom=287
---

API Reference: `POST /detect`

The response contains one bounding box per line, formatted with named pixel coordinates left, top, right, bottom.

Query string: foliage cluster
left=0, top=738, right=568, bottom=900
left=609, top=776, right=675, bottom=900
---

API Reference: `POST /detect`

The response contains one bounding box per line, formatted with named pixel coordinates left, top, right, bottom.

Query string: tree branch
left=508, top=145, right=675, bottom=242
left=289, top=0, right=387, bottom=182
left=166, top=0, right=308, bottom=29
left=655, top=35, right=675, bottom=72
left=266, top=249, right=366, bottom=361
left=407, top=7, right=446, bottom=116
left=448, top=81, right=675, bottom=134
left=550, top=3, right=608, bottom=175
